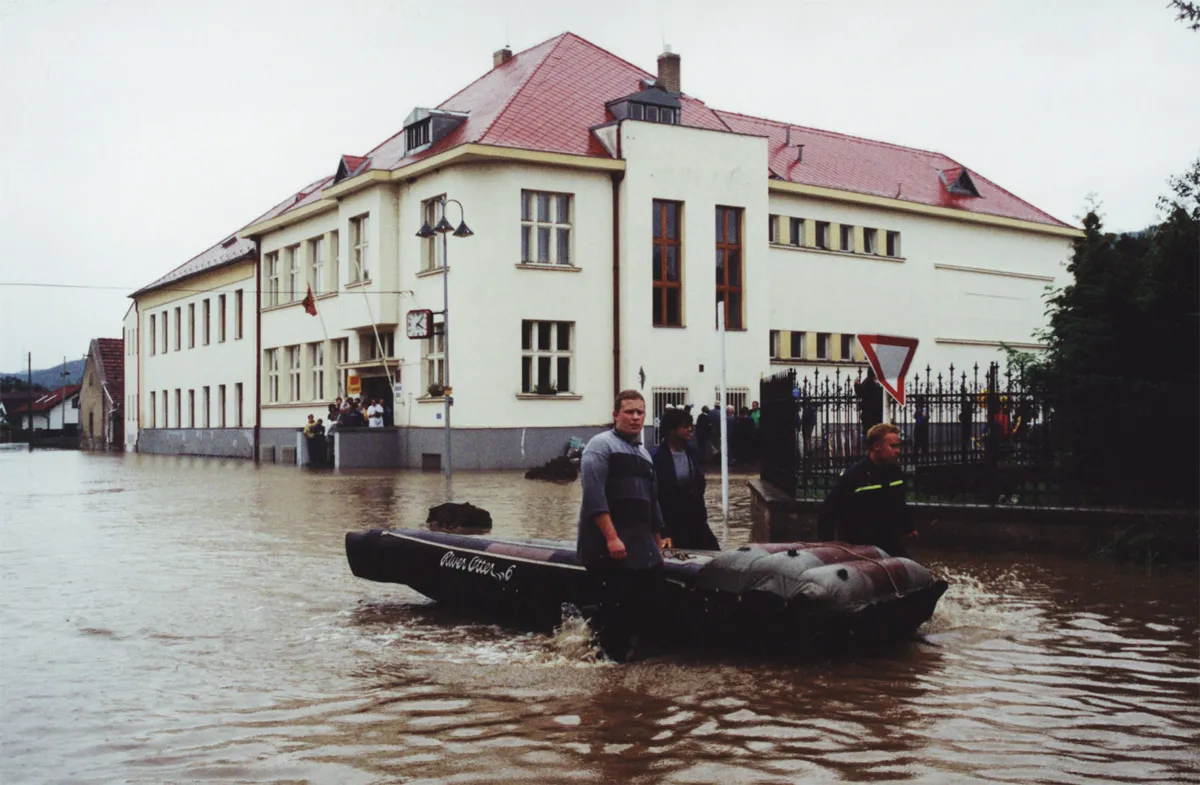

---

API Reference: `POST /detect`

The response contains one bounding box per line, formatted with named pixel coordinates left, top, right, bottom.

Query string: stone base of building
left=138, top=428, right=255, bottom=459
left=748, top=478, right=1199, bottom=559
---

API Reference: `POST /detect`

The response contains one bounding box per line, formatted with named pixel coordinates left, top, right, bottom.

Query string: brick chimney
left=657, top=47, right=681, bottom=93
left=493, top=47, right=513, bottom=68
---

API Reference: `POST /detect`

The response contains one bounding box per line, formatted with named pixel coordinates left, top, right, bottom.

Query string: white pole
left=718, top=307, right=729, bottom=546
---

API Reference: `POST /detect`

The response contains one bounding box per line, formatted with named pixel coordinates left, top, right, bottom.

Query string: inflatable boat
left=345, top=529, right=948, bottom=653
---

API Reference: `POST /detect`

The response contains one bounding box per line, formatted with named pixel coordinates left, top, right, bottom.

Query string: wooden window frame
left=715, top=206, right=744, bottom=330
left=652, top=199, right=683, bottom=327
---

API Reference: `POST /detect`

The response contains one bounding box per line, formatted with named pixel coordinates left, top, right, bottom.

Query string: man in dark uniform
left=577, top=389, right=666, bottom=661
left=819, top=422, right=916, bottom=557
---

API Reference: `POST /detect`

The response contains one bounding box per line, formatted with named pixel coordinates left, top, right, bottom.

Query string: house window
left=174, top=308, right=181, bottom=351
left=162, top=389, right=168, bottom=427
left=715, top=386, right=751, bottom=414
left=218, top=295, right=226, bottom=342
left=235, top=383, right=243, bottom=427
left=651, top=387, right=689, bottom=434
left=266, top=349, right=280, bottom=403
left=200, top=386, right=209, bottom=427
left=363, top=331, right=394, bottom=360
left=521, top=320, right=572, bottom=394
left=863, top=228, right=878, bottom=255
left=161, top=311, right=168, bottom=353
left=266, top=252, right=280, bottom=306
left=287, top=346, right=302, bottom=401
left=715, top=206, right=744, bottom=329
left=840, top=333, right=855, bottom=361
left=309, top=342, right=325, bottom=400
left=188, top=303, right=195, bottom=348
left=202, top=299, right=211, bottom=345
left=424, top=333, right=445, bottom=393
left=790, top=331, right=806, bottom=359
left=422, top=196, right=446, bottom=270
left=652, top=199, right=683, bottom=327
left=768, top=214, right=779, bottom=244
left=329, top=231, right=340, bottom=290
left=631, top=103, right=644, bottom=120
left=769, top=330, right=780, bottom=359
left=333, top=338, right=349, bottom=398
left=235, top=289, right=244, bottom=339
left=150, top=391, right=156, bottom=427
left=789, top=218, right=805, bottom=247
left=406, top=119, right=431, bottom=151
left=839, top=225, right=855, bottom=253
left=886, top=231, right=901, bottom=257
left=520, top=190, right=572, bottom=265
left=816, top=332, right=831, bottom=360
left=309, top=237, right=324, bottom=296
left=218, top=384, right=226, bottom=427
left=287, top=245, right=301, bottom=301
left=815, top=221, right=830, bottom=250
left=149, top=314, right=156, bottom=356
left=350, top=214, right=369, bottom=281
left=174, top=389, right=181, bottom=428
left=188, top=389, right=195, bottom=427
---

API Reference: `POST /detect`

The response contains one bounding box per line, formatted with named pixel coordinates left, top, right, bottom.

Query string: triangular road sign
left=856, top=334, right=919, bottom=405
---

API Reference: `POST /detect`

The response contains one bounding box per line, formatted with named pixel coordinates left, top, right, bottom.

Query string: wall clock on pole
left=405, top=309, right=433, bottom=339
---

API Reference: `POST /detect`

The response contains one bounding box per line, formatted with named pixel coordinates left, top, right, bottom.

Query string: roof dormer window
left=406, top=120, right=431, bottom=151
left=402, top=108, right=468, bottom=155
left=940, top=167, right=982, bottom=198
left=607, top=85, right=681, bottom=126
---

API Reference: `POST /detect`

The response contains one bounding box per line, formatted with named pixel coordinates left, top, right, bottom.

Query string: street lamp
left=416, top=197, right=472, bottom=478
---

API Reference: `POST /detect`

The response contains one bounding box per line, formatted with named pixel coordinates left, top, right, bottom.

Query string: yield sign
left=856, top=334, right=919, bottom=405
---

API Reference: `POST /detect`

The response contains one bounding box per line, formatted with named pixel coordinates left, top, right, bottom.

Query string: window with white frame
left=790, top=331, right=806, bottom=359
left=266, top=348, right=280, bottom=403
left=789, top=217, right=805, bottom=247
left=362, top=331, right=394, bottom=360
left=815, top=221, right=830, bottom=250
left=863, top=227, right=878, bottom=255
left=840, top=333, right=856, bottom=361
left=520, top=190, right=572, bottom=265
left=287, top=345, right=301, bottom=401
left=839, top=225, right=855, bottom=253
left=309, top=342, right=325, bottom=401
left=218, top=384, right=226, bottom=427
left=329, top=231, right=339, bottom=290
left=423, top=333, right=444, bottom=394
left=287, top=245, right=301, bottom=301
left=768, top=214, right=779, bottom=244
left=202, top=386, right=211, bottom=427
left=886, top=230, right=901, bottom=257
left=350, top=214, right=369, bottom=281
left=421, top=196, right=445, bottom=271
left=266, top=252, right=280, bottom=306
left=309, top=237, right=324, bottom=296
left=333, top=338, right=349, bottom=398
left=770, top=330, right=781, bottom=359
left=521, top=320, right=573, bottom=394
left=816, top=332, right=831, bottom=360
left=651, top=387, right=689, bottom=436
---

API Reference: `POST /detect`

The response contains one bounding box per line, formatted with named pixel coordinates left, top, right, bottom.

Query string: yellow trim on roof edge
left=768, top=181, right=1083, bottom=238
left=241, top=197, right=339, bottom=237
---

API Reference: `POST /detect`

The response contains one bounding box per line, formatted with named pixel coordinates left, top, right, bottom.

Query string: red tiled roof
left=8, top=384, right=81, bottom=414
left=94, top=337, right=124, bottom=405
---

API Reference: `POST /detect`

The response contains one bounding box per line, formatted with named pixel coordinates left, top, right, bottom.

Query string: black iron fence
left=760, top=362, right=1066, bottom=506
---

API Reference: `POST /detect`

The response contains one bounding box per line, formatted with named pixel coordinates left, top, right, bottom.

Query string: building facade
left=79, top=337, right=124, bottom=450
left=128, top=33, right=1079, bottom=468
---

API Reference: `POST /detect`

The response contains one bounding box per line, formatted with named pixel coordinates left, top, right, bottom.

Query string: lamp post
left=416, top=197, right=473, bottom=479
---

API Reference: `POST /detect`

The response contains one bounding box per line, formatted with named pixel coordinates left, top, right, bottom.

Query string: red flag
left=301, top=285, right=318, bottom=316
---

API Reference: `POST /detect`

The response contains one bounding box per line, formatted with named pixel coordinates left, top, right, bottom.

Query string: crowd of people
left=301, top=396, right=391, bottom=466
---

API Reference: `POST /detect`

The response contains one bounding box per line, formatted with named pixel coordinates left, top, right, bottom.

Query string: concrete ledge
left=748, top=478, right=1200, bottom=558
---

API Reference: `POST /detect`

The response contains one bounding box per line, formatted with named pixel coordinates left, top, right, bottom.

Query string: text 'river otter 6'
left=345, top=529, right=948, bottom=654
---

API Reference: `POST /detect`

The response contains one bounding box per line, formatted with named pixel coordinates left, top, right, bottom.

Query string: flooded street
left=1, top=449, right=1197, bottom=784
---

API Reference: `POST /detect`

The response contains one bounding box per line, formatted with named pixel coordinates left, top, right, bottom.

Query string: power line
left=0, top=282, right=419, bottom=296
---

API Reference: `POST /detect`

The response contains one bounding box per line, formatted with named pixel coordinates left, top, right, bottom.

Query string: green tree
left=1036, top=161, right=1199, bottom=506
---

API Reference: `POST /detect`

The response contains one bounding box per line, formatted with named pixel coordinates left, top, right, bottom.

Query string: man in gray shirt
left=577, top=389, right=665, bottom=660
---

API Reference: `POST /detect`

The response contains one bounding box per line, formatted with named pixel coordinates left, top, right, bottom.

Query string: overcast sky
left=1, top=0, right=1196, bottom=373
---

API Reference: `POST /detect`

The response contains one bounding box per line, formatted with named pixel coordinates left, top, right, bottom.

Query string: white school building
left=126, top=32, right=1079, bottom=468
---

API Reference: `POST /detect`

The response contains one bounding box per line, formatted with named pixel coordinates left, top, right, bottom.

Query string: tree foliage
left=1169, top=0, right=1200, bottom=31
left=1034, top=159, right=1199, bottom=506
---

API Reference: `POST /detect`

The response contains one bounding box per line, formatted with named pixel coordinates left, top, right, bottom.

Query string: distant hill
left=1, top=358, right=85, bottom=390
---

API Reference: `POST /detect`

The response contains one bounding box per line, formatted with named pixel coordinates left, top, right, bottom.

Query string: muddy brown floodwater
left=1, top=449, right=1197, bottom=784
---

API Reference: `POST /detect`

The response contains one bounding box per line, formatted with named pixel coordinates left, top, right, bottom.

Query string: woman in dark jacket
left=652, top=408, right=720, bottom=551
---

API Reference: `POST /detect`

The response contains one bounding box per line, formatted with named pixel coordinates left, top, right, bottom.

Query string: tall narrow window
left=424, top=333, right=445, bottom=393
left=333, top=338, right=349, bottom=398
left=162, top=389, right=168, bottom=427
left=652, top=199, right=683, bottom=327
left=520, top=190, right=572, bottom=265
left=161, top=311, right=168, bottom=353
left=789, top=218, right=805, bottom=247
left=862, top=228, right=878, bottom=255
left=715, top=206, right=744, bottom=329
left=521, top=320, right=573, bottom=394
left=149, top=314, right=156, bottom=356
left=266, top=349, right=280, bottom=403
left=329, top=231, right=340, bottom=290
left=235, top=383, right=243, bottom=427
left=839, top=225, right=855, bottom=253
left=815, top=221, right=830, bottom=250
left=202, top=299, right=211, bottom=345
left=218, top=384, right=226, bottom=427
left=188, top=303, right=195, bottom=348
left=840, top=333, right=855, bottom=361
left=768, top=214, right=779, bottom=244
left=188, top=389, right=195, bottom=427
left=350, top=214, right=369, bottom=281
left=790, top=331, right=806, bottom=359
left=287, top=346, right=302, bottom=401
left=174, top=308, right=181, bottom=351
left=202, top=386, right=211, bottom=427
left=309, top=342, right=325, bottom=401
left=422, top=196, right=445, bottom=271
left=218, top=295, right=226, bottom=342
left=816, top=332, right=831, bottom=360
left=886, top=231, right=901, bottom=257
left=150, top=391, right=156, bottom=427
left=174, top=389, right=181, bottom=428
left=287, top=245, right=301, bottom=301
left=769, top=330, right=781, bottom=359
left=235, top=289, right=244, bottom=339
left=266, top=252, right=280, bottom=306
left=309, top=237, right=324, bottom=296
